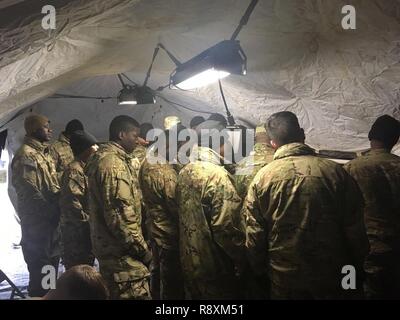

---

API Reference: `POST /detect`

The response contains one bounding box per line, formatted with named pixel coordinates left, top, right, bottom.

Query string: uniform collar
left=23, top=136, right=47, bottom=152
left=363, top=148, right=391, bottom=156
left=190, top=145, right=223, bottom=166
left=273, top=142, right=315, bottom=160
left=58, top=132, right=70, bottom=144
left=105, top=141, right=131, bottom=160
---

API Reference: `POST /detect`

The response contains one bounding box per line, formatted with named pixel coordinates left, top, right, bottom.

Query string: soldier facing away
left=85, top=115, right=152, bottom=300
left=139, top=129, right=185, bottom=299
left=11, top=114, right=60, bottom=297
left=234, top=124, right=275, bottom=199
left=59, top=130, right=98, bottom=270
left=344, top=115, right=400, bottom=299
left=176, top=119, right=245, bottom=299
left=50, top=119, right=84, bottom=184
left=243, top=111, right=370, bottom=299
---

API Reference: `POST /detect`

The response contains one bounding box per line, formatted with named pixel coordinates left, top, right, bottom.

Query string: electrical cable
left=230, top=0, right=259, bottom=41
left=155, top=94, right=214, bottom=115
left=218, top=79, right=236, bottom=126
left=121, top=73, right=139, bottom=86
left=50, top=93, right=115, bottom=100
left=143, top=47, right=160, bottom=87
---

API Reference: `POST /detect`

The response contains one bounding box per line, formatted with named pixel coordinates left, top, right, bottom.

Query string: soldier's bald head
left=266, top=111, right=305, bottom=148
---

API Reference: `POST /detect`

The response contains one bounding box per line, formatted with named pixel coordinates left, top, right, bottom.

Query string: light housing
left=117, top=84, right=156, bottom=105
left=170, top=40, right=247, bottom=90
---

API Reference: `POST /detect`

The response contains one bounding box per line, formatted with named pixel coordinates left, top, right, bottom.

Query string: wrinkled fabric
left=85, top=142, right=150, bottom=299
left=177, top=146, right=245, bottom=299
left=50, top=133, right=74, bottom=184
left=243, top=143, right=370, bottom=299
left=59, top=160, right=94, bottom=269
left=11, top=136, right=60, bottom=296
left=132, top=145, right=147, bottom=163
left=344, top=149, right=400, bottom=299
left=234, top=142, right=275, bottom=199
left=140, top=157, right=184, bottom=299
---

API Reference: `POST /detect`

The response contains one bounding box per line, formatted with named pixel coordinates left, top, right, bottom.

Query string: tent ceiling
left=0, top=0, right=400, bottom=153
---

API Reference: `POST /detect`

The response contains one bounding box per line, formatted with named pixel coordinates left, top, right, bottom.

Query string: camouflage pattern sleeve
left=205, top=173, right=245, bottom=267
left=60, top=167, right=87, bottom=222
left=49, top=145, right=62, bottom=182
left=342, top=172, right=370, bottom=269
left=98, top=167, right=149, bottom=259
left=49, top=145, right=60, bottom=168
left=242, top=172, right=268, bottom=277
left=163, top=168, right=178, bottom=217
left=12, top=156, right=59, bottom=222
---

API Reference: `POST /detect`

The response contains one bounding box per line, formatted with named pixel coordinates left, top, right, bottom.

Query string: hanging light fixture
left=117, top=75, right=156, bottom=105
left=169, top=40, right=247, bottom=90
left=153, top=0, right=258, bottom=91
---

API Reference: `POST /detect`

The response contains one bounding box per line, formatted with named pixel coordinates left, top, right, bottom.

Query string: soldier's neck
left=370, top=140, right=391, bottom=152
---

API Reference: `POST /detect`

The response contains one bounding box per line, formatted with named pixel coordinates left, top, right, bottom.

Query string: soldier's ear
left=300, top=128, right=305, bottom=143
left=118, top=131, right=125, bottom=141
left=270, top=140, right=279, bottom=150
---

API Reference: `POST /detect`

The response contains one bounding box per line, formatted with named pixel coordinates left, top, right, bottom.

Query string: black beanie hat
left=368, top=115, right=400, bottom=148
left=70, top=130, right=97, bottom=157
left=65, top=119, right=84, bottom=135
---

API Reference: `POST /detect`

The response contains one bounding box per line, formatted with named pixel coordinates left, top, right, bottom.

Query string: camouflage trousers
left=99, top=257, right=151, bottom=300
left=63, top=252, right=95, bottom=270
left=158, top=247, right=185, bottom=300
left=61, top=223, right=94, bottom=270
left=149, top=243, right=185, bottom=300
left=184, top=273, right=239, bottom=300
left=21, top=238, right=59, bottom=297
left=269, top=275, right=364, bottom=300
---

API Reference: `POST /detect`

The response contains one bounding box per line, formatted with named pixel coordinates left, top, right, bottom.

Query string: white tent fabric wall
left=1, top=0, right=400, bottom=155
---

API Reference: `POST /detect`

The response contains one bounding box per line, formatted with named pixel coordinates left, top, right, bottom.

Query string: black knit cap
left=70, top=130, right=97, bottom=157
left=368, top=115, right=400, bottom=148
left=65, top=119, right=84, bottom=135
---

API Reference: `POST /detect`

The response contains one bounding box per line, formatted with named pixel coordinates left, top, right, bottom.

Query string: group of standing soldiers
left=10, top=110, right=400, bottom=300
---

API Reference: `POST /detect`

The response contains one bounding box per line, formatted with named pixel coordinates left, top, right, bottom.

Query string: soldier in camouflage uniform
left=59, top=130, right=98, bottom=270
left=176, top=120, right=245, bottom=299
left=85, top=115, right=152, bottom=300
left=50, top=119, right=84, bottom=184
left=11, top=114, right=60, bottom=297
left=234, top=125, right=275, bottom=199
left=133, top=122, right=154, bottom=161
left=344, top=115, right=400, bottom=299
left=139, top=130, right=184, bottom=300
left=243, top=111, right=370, bottom=299
left=233, top=125, right=275, bottom=299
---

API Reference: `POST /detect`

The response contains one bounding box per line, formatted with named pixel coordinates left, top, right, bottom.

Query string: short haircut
left=266, top=111, right=303, bottom=145
left=56, top=265, right=109, bottom=300
left=109, top=115, right=139, bottom=141
left=65, top=119, right=84, bottom=135
left=368, top=115, right=400, bottom=149
left=139, top=123, right=154, bottom=140
left=190, top=116, right=205, bottom=129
